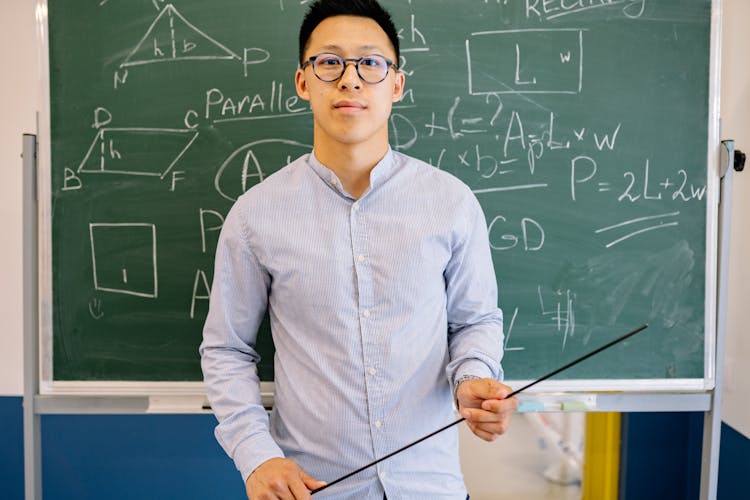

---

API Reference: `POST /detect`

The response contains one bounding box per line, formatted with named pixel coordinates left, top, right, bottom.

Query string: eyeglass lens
left=312, top=53, right=390, bottom=83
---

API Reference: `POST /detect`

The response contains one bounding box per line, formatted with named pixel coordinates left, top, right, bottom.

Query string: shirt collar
left=307, top=147, right=397, bottom=198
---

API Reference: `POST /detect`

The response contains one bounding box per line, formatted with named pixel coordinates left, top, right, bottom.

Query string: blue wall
left=0, top=397, right=245, bottom=500
left=42, top=413, right=245, bottom=500
left=620, top=412, right=704, bottom=499
left=2, top=396, right=749, bottom=499
left=619, top=412, right=750, bottom=500
left=0, top=397, right=24, bottom=500
left=717, top=422, right=750, bottom=499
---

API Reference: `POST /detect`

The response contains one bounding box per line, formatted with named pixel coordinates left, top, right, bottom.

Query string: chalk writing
left=113, top=3, right=269, bottom=86
left=50, top=0, right=711, bottom=375
left=524, top=0, right=647, bottom=21
left=214, top=139, right=312, bottom=202
left=467, top=29, right=585, bottom=95
left=89, top=223, right=158, bottom=298
left=205, top=85, right=309, bottom=123
left=88, top=298, right=104, bottom=320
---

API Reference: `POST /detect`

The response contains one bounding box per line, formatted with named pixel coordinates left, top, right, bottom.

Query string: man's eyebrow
left=359, top=45, right=384, bottom=52
left=318, top=44, right=386, bottom=53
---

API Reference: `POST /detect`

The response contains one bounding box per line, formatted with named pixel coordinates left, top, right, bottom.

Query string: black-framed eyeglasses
left=301, top=53, right=397, bottom=84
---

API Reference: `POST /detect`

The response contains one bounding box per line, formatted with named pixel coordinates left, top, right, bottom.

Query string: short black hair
left=298, top=0, right=400, bottom=67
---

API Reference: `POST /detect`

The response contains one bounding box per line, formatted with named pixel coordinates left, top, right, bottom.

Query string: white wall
left=720, top=0, right=750, bottom=439
left=0, top=0, right=38, bottom=395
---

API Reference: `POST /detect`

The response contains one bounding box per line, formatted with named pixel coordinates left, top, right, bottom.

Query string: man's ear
left=295, top=68, right=311, bottom=101
left=392, top=70, right=406, bottom=103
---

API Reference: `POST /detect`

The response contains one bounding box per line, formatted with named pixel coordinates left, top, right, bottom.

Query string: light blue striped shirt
left=200, top=148, right=504, bottom=499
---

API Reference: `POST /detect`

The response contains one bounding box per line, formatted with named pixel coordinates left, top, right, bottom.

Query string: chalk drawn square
left=89, top=223, right=158, bottom=298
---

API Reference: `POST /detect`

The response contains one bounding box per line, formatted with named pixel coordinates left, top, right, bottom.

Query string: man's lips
left=333, top=100, right=366, bottom=110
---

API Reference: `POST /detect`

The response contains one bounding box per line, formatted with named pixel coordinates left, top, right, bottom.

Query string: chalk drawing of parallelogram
left=77, top=128, right=199, bottom=178
left=89, top=223, right=158, bottom=298
left=120, top=3, right=240, bottom=68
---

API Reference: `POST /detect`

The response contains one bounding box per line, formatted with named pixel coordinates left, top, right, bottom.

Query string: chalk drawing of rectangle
left=467, top=29, right=584, bottom=95
left=89, top=223, right=158, bottom=298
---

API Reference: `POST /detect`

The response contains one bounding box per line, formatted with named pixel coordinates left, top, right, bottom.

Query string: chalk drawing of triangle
left=120, top=4, right=239, bottom=68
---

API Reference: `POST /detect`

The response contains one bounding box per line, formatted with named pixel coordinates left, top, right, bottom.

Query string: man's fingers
left=480, top=396, right=519, bottom=413
left=462, top=398, right=517, bottom=421
left=259, top=482, right=293, bottom=500
left=461, top=407, right=501, bottom=423
left=463, top=400, right=514, bottom=439
left=269, top=480, right=296, bottom=500
left=460, top=385, right=516, bottom=441
left=467, top=416, right=511, bottom=437
left=299, top=470, right=326, bottom=491
left=468, top=379, right=511, bottom=400
left=458, top=381, right=516, bottom=441
left=288, top=478, right=312, bottom=499
left=245, top=458, right=322, bottom=500
left=478, top=416, right=512, bottom=435
left=466, top=420, right=498, bottom=442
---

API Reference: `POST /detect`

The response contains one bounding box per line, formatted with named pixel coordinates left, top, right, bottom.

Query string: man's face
left=295, top=15, right=405, bottom=148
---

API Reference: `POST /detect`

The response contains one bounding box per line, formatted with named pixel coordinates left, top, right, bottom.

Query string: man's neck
left=313, top=139, right=389, bottom=200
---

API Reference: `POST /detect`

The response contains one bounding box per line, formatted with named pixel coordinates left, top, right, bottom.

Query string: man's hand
left=456, top=378, right=518, bottom=441
left=246, top=457, right=326, bottom=500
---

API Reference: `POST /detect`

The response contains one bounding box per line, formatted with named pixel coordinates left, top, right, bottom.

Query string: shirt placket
left=348, top=199, right=389, bottom=482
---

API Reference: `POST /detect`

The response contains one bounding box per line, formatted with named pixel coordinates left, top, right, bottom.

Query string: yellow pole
left=582, top=412, right=621, bottom=500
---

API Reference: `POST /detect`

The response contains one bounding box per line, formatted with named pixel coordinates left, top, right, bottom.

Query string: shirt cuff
left=453, top=359, right=495, bottom=390
left=234, top=432, right=286, bottom=482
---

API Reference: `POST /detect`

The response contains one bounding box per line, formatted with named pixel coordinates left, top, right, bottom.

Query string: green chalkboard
left=47, top=0, right=714, bottom=386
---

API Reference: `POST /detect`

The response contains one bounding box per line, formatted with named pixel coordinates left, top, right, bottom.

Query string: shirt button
left=374, top=420, right=382, bottom=428
left=363, top=309, right=371, bottom=318
left=352, top=203, right=359, bottom=211
left=357, top=254, right=365, bottom=262
left=379, top=471, right=386, bottom=479
left=368, top=367, right=377, bottom=376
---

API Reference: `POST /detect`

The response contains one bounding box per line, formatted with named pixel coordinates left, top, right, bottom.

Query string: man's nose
left=338, top=62, right=362, bottom=90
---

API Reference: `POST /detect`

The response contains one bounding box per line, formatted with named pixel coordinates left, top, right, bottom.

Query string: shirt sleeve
left=444, top=190, right=505, bottom=393
left=199, top=201, right=284, bottom=481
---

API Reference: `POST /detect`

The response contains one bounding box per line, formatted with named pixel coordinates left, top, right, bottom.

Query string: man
left=200, top=1, right=518, bottom=498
